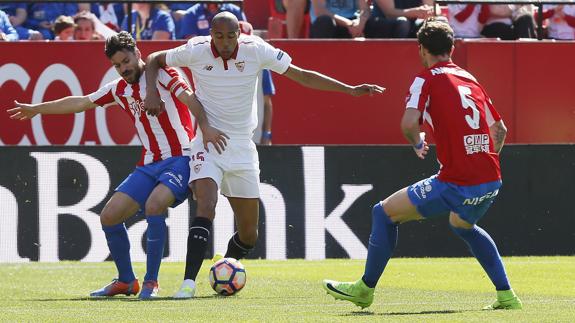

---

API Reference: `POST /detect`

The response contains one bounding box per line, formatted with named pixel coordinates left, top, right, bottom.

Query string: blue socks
left=450, top=225, right=511, bottom=290
left=362, top=203, right=398, bottom=288
left=103, top=223, right=136, bottom=283
left=144, top=215, right=167, bottom=282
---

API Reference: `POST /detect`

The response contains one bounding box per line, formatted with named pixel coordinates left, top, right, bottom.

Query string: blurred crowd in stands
left=0, top=1, right=574, bottom=42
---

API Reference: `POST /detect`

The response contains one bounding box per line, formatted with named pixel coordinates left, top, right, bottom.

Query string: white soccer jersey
left=88, top=67, right=195, bottom=165
left=165, top=34, right=292, bottom=138
left=448, top=4, right=482, bottom=38
left=546, top=5, right=575, bottom=40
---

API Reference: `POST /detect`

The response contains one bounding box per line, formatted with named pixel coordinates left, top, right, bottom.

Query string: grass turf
left=0, top=256, right=573, bottom=322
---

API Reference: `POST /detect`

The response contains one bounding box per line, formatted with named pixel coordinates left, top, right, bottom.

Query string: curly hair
left=417, top=18, right=454, bottom=56
left=105, top=31, right=136, bottom=58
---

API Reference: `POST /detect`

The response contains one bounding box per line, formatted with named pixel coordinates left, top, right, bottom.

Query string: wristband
left=262, top=131, right=272, bottom=140
left=414, top=140, right=424, bottom=150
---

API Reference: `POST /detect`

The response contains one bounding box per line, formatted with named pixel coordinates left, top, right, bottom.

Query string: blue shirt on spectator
left=179, top=4, right=245, bottom=39
left=262, top=69, right=276, bottom=96
left=122, top=8, right=175, bottom=40
left=310, top=0, right=358, bottom=22
left=169, top=3, right=195, bottom=12
left=0, top=9, right=18, bottom=41
left=26, top=3, right=78, bottom=39
left=0, top=3, right=29, bottom=39
left=0, top=2, right=25, bottom=17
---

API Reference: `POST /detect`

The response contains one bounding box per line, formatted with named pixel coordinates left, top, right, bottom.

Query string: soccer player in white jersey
left=144, top=12, right=385, bottom=299
left=7, top=31, right=227, bottom=300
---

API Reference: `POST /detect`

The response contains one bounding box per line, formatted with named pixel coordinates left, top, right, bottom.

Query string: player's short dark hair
left=417, top=18, right=454, bottom=56
left=105, top=31, right=136, bottom=58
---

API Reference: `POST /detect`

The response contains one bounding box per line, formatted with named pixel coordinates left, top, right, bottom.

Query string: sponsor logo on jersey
left=464, top=134, right=490, bottom=155
left=277, top=51, right=284, bottom=60
left=203, top=65, right=213, bottom=71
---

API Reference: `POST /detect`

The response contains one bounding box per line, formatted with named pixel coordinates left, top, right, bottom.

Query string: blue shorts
left=407, top=175, right=502, bottom=224
left=116, top=156, right=191, bottom=210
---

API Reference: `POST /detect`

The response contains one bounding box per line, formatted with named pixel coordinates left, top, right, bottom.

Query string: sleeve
left=482, top=88, right=501, bottom=126
left=563, top=7, right=575, bottom=28
left=261, top=69, right=276, bottom=96
left=88, top=80, right=118, bottom=107
left=158, top=67, right=191, bottom=97
left=257, top=37, right=292, bottom=74
left=180, top=14, right=198, bottom=38
left=153, top=11, right=175, bottom=36
left=453, top=4, right=476, bottom=23
left=405, top=76, right=430, bottom=114
left=165, top=40, right=197, bottom=67
left=0, top=11, right=18, bottom=41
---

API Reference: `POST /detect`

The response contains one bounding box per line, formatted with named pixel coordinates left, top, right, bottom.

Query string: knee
left=449, top=213, right=474, bottom=230
left=145, top=198, right=167, bottom=216
left=100, top=208, right=120, bottom=227
left=374, top=202, right=395, bottom=225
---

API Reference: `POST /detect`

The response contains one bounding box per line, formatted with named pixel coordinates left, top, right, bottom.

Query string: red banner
left=1, top=40, right=574, bottom=145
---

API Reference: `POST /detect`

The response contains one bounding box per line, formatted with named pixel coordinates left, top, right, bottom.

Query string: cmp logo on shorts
left=194, top=164, right=202, bottom=174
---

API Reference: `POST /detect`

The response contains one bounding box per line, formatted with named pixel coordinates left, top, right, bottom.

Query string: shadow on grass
left=27, top=295, right=221, bottom=302
left=342, top=309, right=475, bottom=316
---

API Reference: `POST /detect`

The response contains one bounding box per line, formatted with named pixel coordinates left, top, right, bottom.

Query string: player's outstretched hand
left=414, top=132, right=429, bottom=159
left=350, top=84, right=385, bottom=97
left=202, top=125, right=229, bottom=154
left=7, top=100, right=38, bottom=120
left=144, top=92, right=165, bottom=116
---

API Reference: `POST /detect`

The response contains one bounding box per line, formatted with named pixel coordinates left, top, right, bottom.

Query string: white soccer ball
left=209, top=257, right=247, bottom=296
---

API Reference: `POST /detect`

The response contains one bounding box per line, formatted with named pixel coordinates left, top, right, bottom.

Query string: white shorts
left=189, top=137, right=260, bottom=198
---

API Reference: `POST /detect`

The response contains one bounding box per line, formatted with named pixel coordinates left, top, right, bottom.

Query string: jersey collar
left=210, top=40, right=239, bottom=60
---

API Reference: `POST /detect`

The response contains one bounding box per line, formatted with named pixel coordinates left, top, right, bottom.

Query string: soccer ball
left=209, top=257, right=246, bottom=296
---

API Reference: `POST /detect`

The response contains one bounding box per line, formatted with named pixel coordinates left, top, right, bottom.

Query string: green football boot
left=483, top=289, right=523, bottom=310
left=322, top=279, right=375, bottom=309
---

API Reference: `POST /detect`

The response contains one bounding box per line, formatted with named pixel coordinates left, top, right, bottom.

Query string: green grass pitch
left=1, top=257, right=573, bottom=322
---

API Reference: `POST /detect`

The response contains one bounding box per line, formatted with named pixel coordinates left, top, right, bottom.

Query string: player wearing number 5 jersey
left=323, top=18, right=522, bottom=310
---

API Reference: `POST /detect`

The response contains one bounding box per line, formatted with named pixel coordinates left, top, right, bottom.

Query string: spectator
left=448, top=4, right=484, bottom=38
left=541, top=5, right=575, bottom=40
left=0, top=9, right=18, bottom=41
left=122, top=3, right=175, bottom=40
left=310, top=0, right=371, bottom=38
left=179, top=3, right=245, bottom=39
left=53, top=15, right=75, bottom=41
left=366, top=0, right=435, bottom=38
left=481, top=5, right=536, bottom=40
left=276, top=0, right=309, bottom=38
left=27, top=2, right=79, bottom=40
left=87, top=3, right=124, bottom=32
left=0, top=2, right=42, bottom=40
left=74, top=11, right=100, bottom=40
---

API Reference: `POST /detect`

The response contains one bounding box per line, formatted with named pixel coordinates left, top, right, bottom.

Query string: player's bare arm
left=144, top=50, right=169, bottom=116
left=282, top=64, right=385, bottom=97
left=177, top=90, right=230, bottom=154
left=7, top=97, right=97, bottom=120
left=489, top=120, right=507, bottom=154
left=401, top=108, right=429, bottom=159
